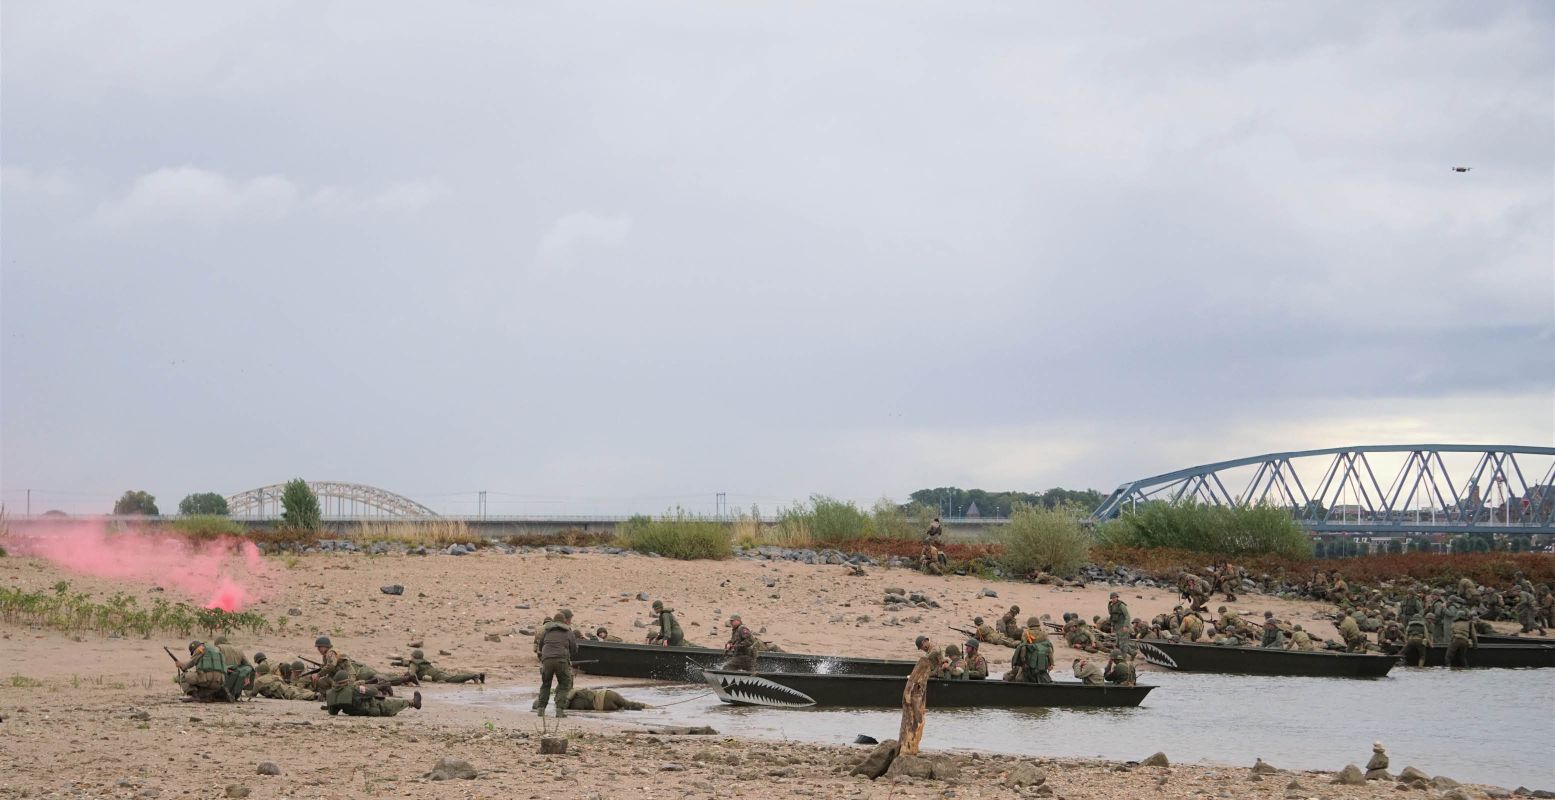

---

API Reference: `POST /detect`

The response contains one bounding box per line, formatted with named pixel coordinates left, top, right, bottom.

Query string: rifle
left=947, top=626, right=978, bottom=639
left=164, top=646, right=185, bottom=670
left=298, top=655, right=323, bottom=667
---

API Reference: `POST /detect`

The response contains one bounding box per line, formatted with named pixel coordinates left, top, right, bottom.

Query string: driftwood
left=897, top=652, right=933, bottom=755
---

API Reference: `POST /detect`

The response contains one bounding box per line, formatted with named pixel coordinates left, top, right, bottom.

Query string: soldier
left=1259, top=619, right=1286, bottom=649
left=919, top=541, right=944, bottom=575
left=251, top=660, right=320, bottom=701
left=1515, top=583, right=1543, bottom=634
left=1104, top=650, right=1136, bottom=686
left=973, top=616, right=1017, bottom=648
left=1376, top=621, right=1405, bottom=655
left=313, top=636, right=352, bottom=679
left=1107, top=592, right=1132, bottom=655
left=1179, top=573, right=1209, bottom=613
left=1010, top=618, right=1054, bottom=684
left=322, top=668, right=420, bottom=717
left=648, top=600, right=686, bottom=647
left=1180, top=610, right=1205, bottom=642
left=723, top=614, right=745, bottom=651
left=401, top=650, right=484, bottom=684
left=592, top=627, right=623, bottom=643
left=1071, top=656, right=1104, bottom=685
left=1218, top=570, right=1239, bottom=603
left=941, top=644, right=966, bottom=679
left=1446, top=613, right=1478, bottom=668
left=532, top=615, right=552, bottom=661
left=536, top=612, right=579, bottom=717
left=1540, top=584, right=1555, bottom=631
left=925, top=516, right=942, bottom=541
left=723, top=625, right=759, bottom=673
left=962, top=640, right=989, bottom=680
left=999, top=606, right=1022, bottom=641
left=1399, top=588, right=1424, bottom=622
left=1401, top=615, right=1429, bottom=666
left=175, top=640, right=230, bottom=702
left=1337, top=611, right=1367, bottom=653
left=564, top=687, right=647, bottom=711
left=212, top=634, right=255, bottom=699
left=1331, top=572, right=1350, bottom=606
left=1289, top=624, right=1315, bottom=651
left=1069, top=618, right=1099, bottom=651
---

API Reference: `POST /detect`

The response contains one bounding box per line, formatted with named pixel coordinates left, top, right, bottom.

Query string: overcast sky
left=3, top=2, right=1552, bottom=516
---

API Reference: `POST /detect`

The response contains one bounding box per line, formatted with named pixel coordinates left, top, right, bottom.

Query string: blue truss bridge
left=1089, top=444, right=1555, bottom=535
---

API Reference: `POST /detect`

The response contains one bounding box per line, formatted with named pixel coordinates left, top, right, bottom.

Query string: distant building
left=964, top=501, right=981, bottom=519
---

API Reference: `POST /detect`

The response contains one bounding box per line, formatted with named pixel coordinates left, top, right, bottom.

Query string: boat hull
left=1135, top=640, right=1395, bottom=677
left=1476, top=634, right=1555, bottom=647
left=575, top=640, right=916, bottom=681
left=1407, top=643, right=1555, bottom=669
left=702, top=669, right=1153, bottom=708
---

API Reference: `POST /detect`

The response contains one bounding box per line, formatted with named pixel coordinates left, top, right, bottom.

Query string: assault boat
left=575, top=640, right=916, bottom=681
left=1404, top=642, right=1555, bottom=669
left=701, top=669, right=1153, bottom=709
left=1134, top=640, right=1395, bottom=678
left=1476, top=633, right=1555, bottom=647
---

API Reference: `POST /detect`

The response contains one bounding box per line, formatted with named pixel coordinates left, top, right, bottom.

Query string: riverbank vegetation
left=996, top=504, right=1091, bottom=578
left=0, top=582, right=272, bottom=638
left=617, top=510, right=732, bottom=560
left=1097, top=501, right=1312, bottom=559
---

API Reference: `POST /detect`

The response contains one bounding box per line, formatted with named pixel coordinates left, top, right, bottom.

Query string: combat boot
left=554, top=705, right=567, bottom=718
left=410, top=691, right=422, bottom=710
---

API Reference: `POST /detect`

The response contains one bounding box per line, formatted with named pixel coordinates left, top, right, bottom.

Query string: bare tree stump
left=897, top=653, right=933, bottom=756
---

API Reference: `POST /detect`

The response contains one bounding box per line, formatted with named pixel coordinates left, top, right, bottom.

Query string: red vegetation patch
left=839, top=537, right=1002, bottom=562
left=1091, top=545, right=1555, bottom=589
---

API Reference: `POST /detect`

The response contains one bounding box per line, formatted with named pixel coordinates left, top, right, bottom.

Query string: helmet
left=332, top=668, right=352, bottom=684
left=187, top=641, right=201, bottom=653
left=914, top=635, right=929, bottom=649
left=973, top=616, right=984, bottom=625
left=965, top=639, right=979, bottom=651
left=411, top=649, right=424, bottom=659
left=253, top=652, right=267, bottom=663
left=595, top=627, right=608, bottom=636
left=290, top=660, right=306, bottom=674
left=1109, top=649, right=1123, bottom=658
left=315, top=636, right=332, bottom=648
left=1026, top=617, right=1040, bottom=628
left=728, top=614, right=742, bottom=625
left=945, top=644, right=961, bottom=657
left=651, top=600, right=663, bottom=610
left=1009, top=605, right=1020, bottom=614
left=255, top=661, right=274, bottom=675
left=558, top=608, right=574, bottom=621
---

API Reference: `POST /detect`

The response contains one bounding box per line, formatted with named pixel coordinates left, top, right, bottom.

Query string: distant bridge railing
left=1090, top=444, right=1555, bottom=535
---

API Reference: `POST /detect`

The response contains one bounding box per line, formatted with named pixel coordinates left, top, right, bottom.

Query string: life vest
left=194, top=643, right=226, bottom=673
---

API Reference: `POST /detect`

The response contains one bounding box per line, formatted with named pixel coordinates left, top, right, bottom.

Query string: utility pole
left=27, top=489, right=31, bottom=518
left=478, top=491, right=487, bottom=520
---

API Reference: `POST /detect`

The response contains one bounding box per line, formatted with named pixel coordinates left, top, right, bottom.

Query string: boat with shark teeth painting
left=575, top=640, right=916, bottom=681
left=701, top=669, right=1154, bottom=709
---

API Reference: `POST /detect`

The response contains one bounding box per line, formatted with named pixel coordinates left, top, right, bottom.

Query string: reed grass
left=346, top=519, right=481, bottom=547
left=616, top=510, right=732, bottom=560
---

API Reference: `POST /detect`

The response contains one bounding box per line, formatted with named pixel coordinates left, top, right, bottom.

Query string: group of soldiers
left=1175, top=563, right=1247, bottom=613
left=951, top=596, right=1140, bottom=686
left=172, top=633, right=492, bottom=716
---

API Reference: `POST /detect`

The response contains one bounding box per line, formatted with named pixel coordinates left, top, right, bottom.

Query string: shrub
left=113, top=490, right=159, bottom=516
left=996, top=503, right=1091, bottom=578
left=777, top=496, right=874, bottom=545
left=617, top=509, right=731, bottom=560
left=1102, top=502, right=1312, bottom=559
left=168, top=515, right=245, bottom=540
left=248, top=526, right=323, bottom=550
left=280, top=479, right=321, bottom=531
left=870, top=498, right=919, bottom=540
left=178, top=492, right=230, bottom=516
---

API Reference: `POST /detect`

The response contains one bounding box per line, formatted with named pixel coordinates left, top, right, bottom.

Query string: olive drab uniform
left=565, top=688, right=646, bottom=711
left=324, top=673, right=412, bottom=717
left=250, top=662, right=319, bottom=701
left=975, top=622, right=1018, bottom=648
left=1104, top=655, right=1136, bottom=686
left=1446, top=618, right=1476, bottom=668
left=650, top=607, right=685, bottom=647
left=963, top=649, right=989, bottom=680
left=724, top=630, right=759, bottom=673
left=1338, top=615, right=1366, bottom=653
left=214, top=638, right=254, bottom=700
left=1401, top=617, right=1429, bottom=667
left=1010, top=622, right=1053, bottom=684
left=999, top=609, right=1022, bottom=642
left=1259, top=623, right=1286, bottom=649
left=407, top=657, right=481, bottom=684
left=1515, top=587, right=1540, bottom=633
left=1072, top=659, right=1104, bottom=685
left=1180, top=612, right=1204, bottom=641
left=1108, top=598, right=1132, bottom=655
left=176, top=641, right=230, bottom=701
left=536, top=619, right=579, bottom=716
left=1290, top=628, right=1315, bottom=651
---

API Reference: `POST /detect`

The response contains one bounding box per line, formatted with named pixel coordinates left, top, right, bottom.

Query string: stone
left=853, top=734, right=878, bottom=745
left=484, top=633, right=502, bottom=642
left=931, top=759, right=962, bottom=781
left=224, top=787, right=250, bottom=799
left=978, top=587, right=998, bottom=598
left=850, top=739, right=899, bottom=779
left=884, top=587, right=905, bottom=596
left=1251, top=759, right=1279, bottom=774
left=256, top=762, right=281, bottom=776
left=1366, top=768, right=1392, bottom=781
left=1005, top=763, right=1046, bottom=787
left=1440, top=790, right=1472, bottom=800
left=287, top=608, right=302, bottom=616
left=637, top=592, right=651, bottom=600
left=1432, top=776, right=1461, bottom=789
left=1031, top=785, right=1056, bottom=797
left=1334, top=764, right=1366, bottom=785
left=427, top=758, right=478, bottom=781
left=128, top=709, right=151, bottom=721
left=380, top=585, right=404, bottom=595
left=1399, top=767, right=1430, bottom=785
left=659, top=762, right=687, bottom=772
left=539, top=738, right=567, bottom=755
left=1142, top=752, right=1169, bottom=767
left=887, top=754, right=936, bottom=780
left=1486, top=789, right=1511, bottom=799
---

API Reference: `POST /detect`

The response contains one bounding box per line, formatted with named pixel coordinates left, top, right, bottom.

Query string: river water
left=517, top=668, right=1555, bottom=790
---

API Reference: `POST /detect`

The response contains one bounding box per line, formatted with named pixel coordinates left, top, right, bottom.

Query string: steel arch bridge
left=1090, top=444, right=1555, bottom=535
left=227, top=481, right=438, bottom=518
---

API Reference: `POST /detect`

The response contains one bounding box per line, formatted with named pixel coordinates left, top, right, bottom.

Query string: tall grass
left=774, top=496, right=876, bottom=545
left=347, top=519, right=480, bottom=547
left=1099, top=501, right=1312, bottom=559
left=167, top=515, right=246, bottom=540
left=997, top=503, right=1091, bottom=578
left=617, top=510, right=732, bottom=560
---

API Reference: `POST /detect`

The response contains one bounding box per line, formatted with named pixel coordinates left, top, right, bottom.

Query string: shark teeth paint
left=703, top=673, right=817, bottom=708
left=1135, top=642, right=1179, bottom=670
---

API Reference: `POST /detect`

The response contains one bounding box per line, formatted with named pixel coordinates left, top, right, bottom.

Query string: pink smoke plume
left=9, top=520, right=267, bottom=611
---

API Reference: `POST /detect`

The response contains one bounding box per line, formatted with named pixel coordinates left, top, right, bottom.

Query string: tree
left=178, top=492, right=230, bottom=516
left=113, top=490, right=159, bottom=516
left=280, top=479, right=321, bottom=531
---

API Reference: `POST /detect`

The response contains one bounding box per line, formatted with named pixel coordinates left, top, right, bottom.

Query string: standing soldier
left=648, top=600, right=686, bottom=647
left=925, top=516, right=943, bottom=542
left=999, top=606, right=1023, bottom=641
left=533, top=614, right=553, bottom=661
left=1515, top=582, right=1542, bottom=634
left=1401, top=615, right=1429, bottom=667
left=1107, top=592, right=1132, bottom=655
left=1446, top=613, right=1478, bottom=668
left=962, top=640, right=989, bottom=680
left=723, top=626, right=759, bottom=673
left=536, top=612, right=579, bottom=717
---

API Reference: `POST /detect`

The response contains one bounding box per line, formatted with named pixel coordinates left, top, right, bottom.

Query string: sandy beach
left=0, top=548, right=1531, bottom=799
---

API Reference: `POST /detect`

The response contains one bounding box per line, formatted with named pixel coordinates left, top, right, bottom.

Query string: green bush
left=997, top=503, right=1091, bottom=578
left=1103, top=501, right=1311, bottom=559
left=618, top=510, right=731, bottom=560
left=281, top=479, right=321, bottom=531
left=775, top=496, right=874, bottom=545
left=169, top=516, right=245, bottom=540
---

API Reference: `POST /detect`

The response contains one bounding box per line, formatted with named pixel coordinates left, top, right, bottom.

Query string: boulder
left=539, top=738, right=567, bottom=755
left=886, top=754, right=936, bottom=780
left=255, top=763, right=280, bottom=776
left=1398, top=766, right=1430, bottom=785
left=380, top=585, right=404, bottom=596
left=1432, top=776, right=1461, bottom=789
left=427, top=758, right=478, bottom=781
left=1251, top=758, right=1280, bottom=775
left=223, top=787, right=249, bottom=799
left=1142, top=752, right=1169, bottom=767
left=851, top=740, right=899, bottom=779
left=1005, top=763, right=1047, bottom=787
left=1333, top=764, right=1366, bottom=785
